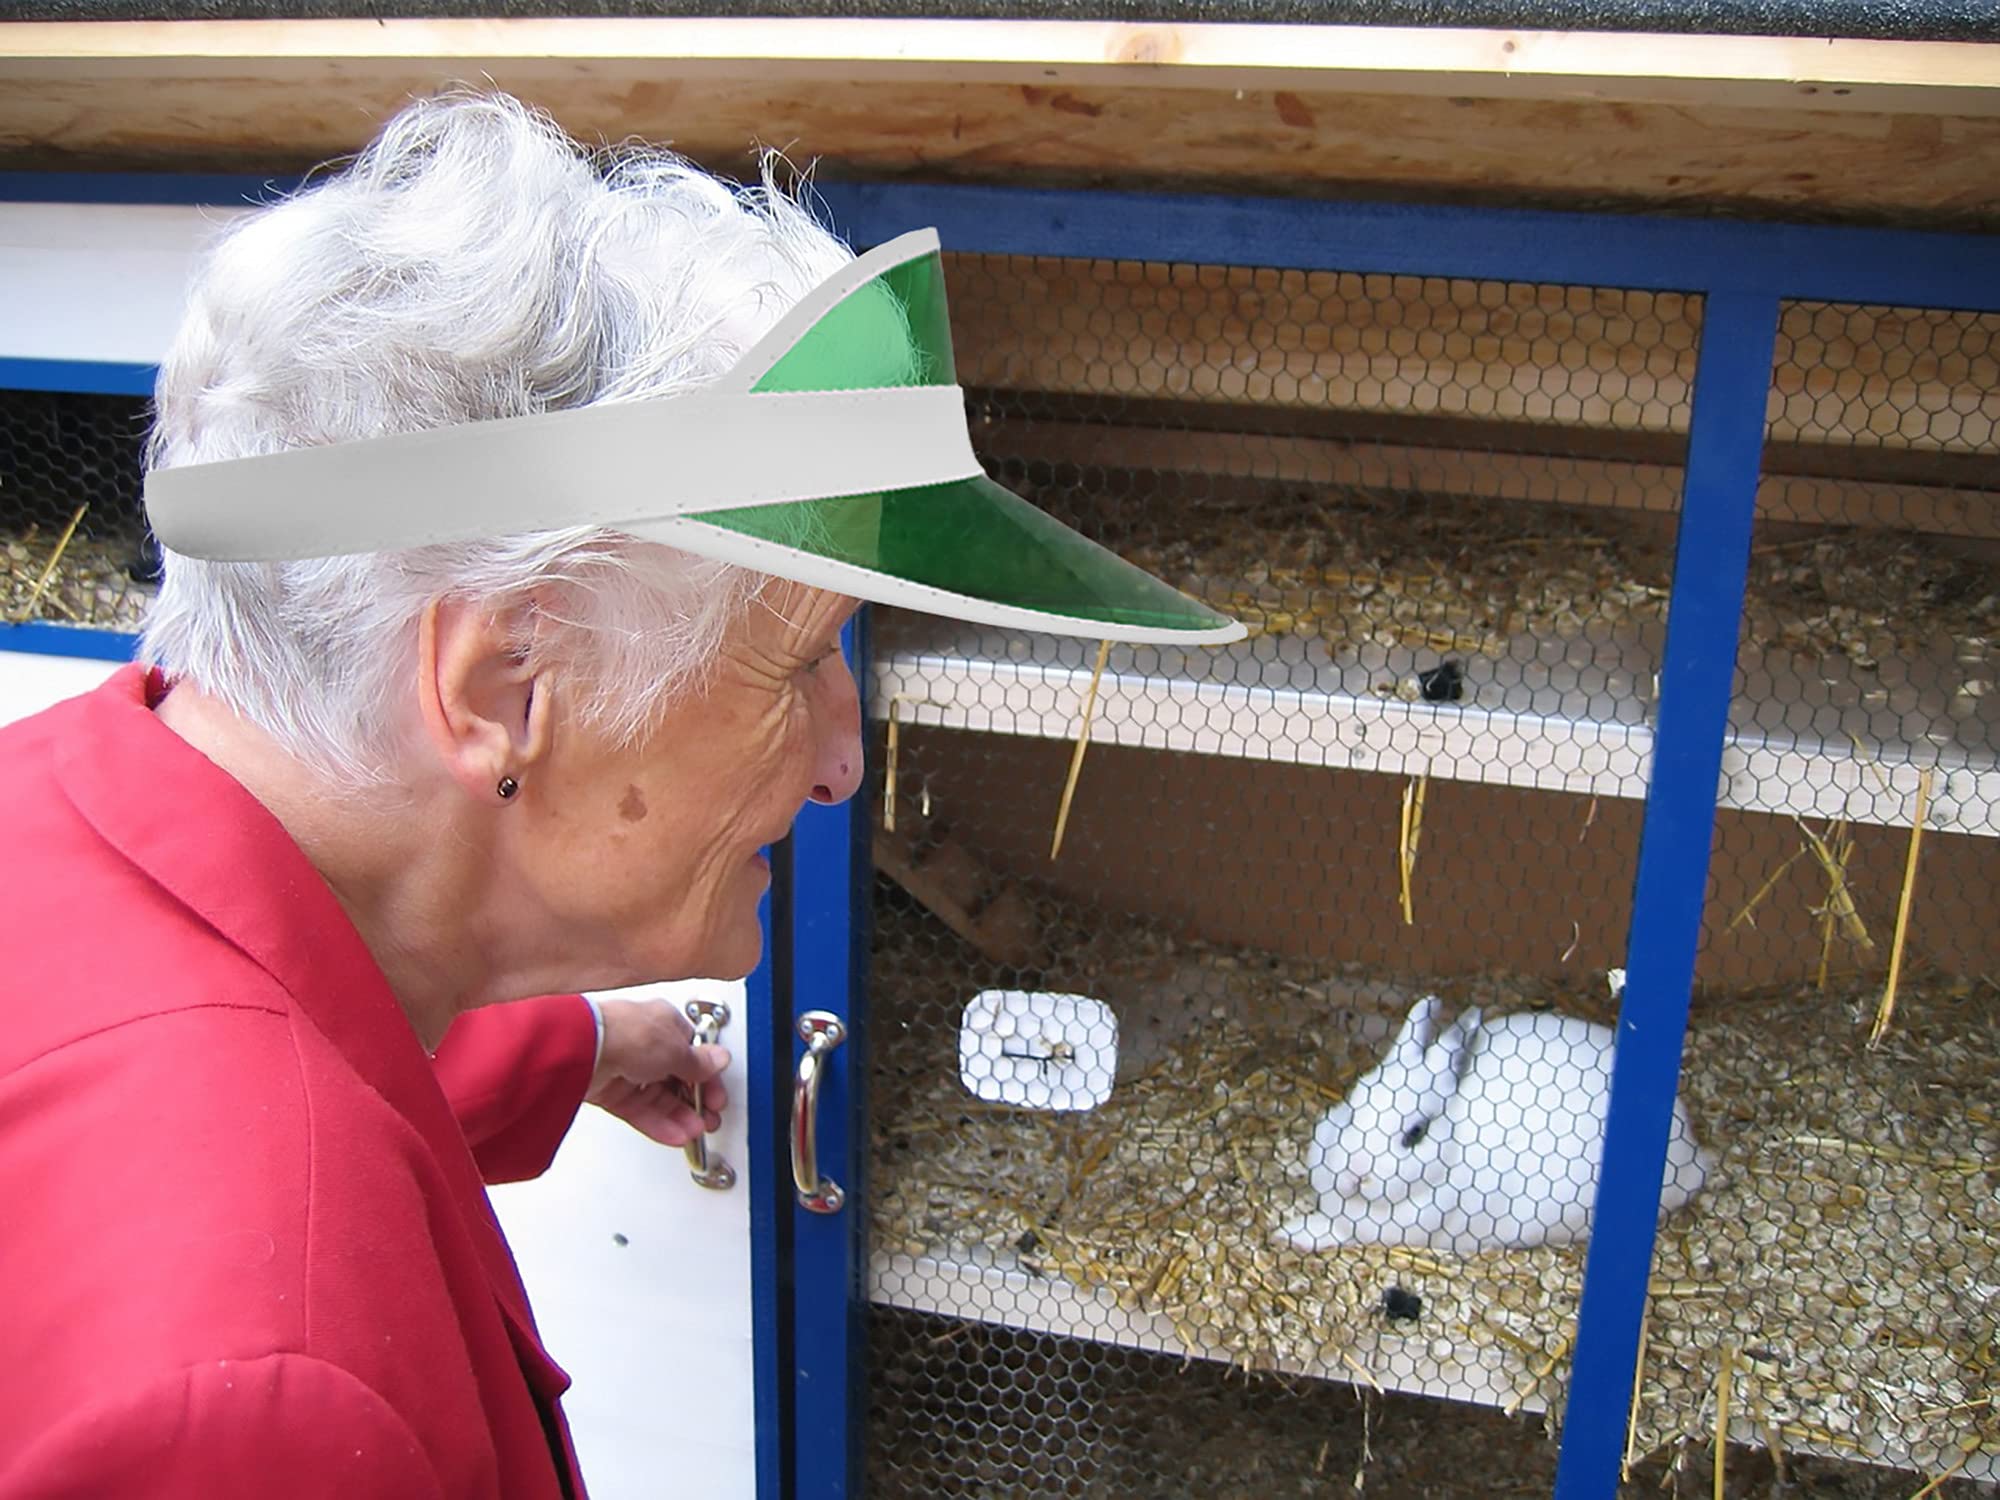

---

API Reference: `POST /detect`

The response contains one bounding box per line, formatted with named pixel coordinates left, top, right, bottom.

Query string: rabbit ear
left=1392, top=996, right=1444, bottom=1066
left=1425, top=1006, right=1482, bottom=1091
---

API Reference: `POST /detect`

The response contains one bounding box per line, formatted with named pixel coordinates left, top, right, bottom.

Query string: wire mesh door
left=0, top=389, right=157, bottom=630
left=860, top=253, right=1998, bottom=1496
left=1668, top=300, right=2000, bottom=1492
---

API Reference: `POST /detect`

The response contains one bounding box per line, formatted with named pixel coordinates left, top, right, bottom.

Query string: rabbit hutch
left=2, top=9, right=1998, bottom=1498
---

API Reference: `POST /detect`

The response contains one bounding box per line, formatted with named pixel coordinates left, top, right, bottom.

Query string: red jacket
left=0, top=666, right=598, bottom=1498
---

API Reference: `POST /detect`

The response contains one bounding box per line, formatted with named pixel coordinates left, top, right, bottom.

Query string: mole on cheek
left=618, top=784, right=649, bottom=823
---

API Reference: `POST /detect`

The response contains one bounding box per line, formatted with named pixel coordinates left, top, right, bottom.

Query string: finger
left=686, top=1043, right=730, bottom=1080
left=633, top=1114, right=700, bottom=1148
left=647, top=998, right=695, bottom=1044
left=621, top=1090, right=705, bottom=1147
left=588, top=1075, right=703, bottom=1146
left=671, top=1077, right=725, bottom=1137
left=697, top=1076, right=730, bottom=1119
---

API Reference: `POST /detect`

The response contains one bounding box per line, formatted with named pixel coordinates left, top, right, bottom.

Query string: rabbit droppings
left=1278, top=996, right=1714, bottom=1255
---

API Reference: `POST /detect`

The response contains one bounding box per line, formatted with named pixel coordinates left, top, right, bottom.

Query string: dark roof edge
left=5, top=0, right=1997, bottom=44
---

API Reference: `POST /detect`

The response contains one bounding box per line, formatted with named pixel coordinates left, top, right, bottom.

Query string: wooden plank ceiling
left=1, top=18, right=1997, bottom=228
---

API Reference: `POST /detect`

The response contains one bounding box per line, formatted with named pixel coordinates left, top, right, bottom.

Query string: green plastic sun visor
left=141, top=228, right=1243, bottom=645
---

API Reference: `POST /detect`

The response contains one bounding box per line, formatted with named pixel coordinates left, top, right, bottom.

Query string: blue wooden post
left=0, top=624, right=140, bottom=660
left=745, top=881, right=791, bottom=1500
left=787, top=611, right=873, bottom=1500
left=0, top=359, right=156, bottom=396
left=1552, top=290, right=1781, bottom=1498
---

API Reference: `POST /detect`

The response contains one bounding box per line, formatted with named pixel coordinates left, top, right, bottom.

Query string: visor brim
left=637, top=472, right=1245, bottom=646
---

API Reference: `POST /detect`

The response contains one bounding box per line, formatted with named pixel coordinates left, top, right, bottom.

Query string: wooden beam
left=982, top=416, right=2000, bottom=541
left=3, top=24, right=1997, bottom=227
left=979, top=392, right=2000, bottom=492
left=3, top=19, right=1998, bottom=115
left=945, top=256, right=2000, bottom=456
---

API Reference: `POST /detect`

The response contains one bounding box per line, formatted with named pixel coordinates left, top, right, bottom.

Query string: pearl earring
left=497, top=776, right=520, bottom=801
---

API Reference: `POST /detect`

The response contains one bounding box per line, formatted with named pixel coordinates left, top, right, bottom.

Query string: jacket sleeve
left=432, top=993, right=599, bottom=1184
left=0, top=1355, right=448, bottom=1499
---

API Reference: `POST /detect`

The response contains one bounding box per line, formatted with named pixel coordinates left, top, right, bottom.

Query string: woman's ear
left=416, top=596, right=547, bottom=802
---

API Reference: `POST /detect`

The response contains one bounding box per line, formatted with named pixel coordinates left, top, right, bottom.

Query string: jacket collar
left=52, top=665, right=568, bottom=1398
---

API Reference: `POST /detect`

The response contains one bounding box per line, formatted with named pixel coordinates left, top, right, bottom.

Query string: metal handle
left=680, top=1000, right=736, bottom=1191
left=791, top=1011, right=847, bottom=1214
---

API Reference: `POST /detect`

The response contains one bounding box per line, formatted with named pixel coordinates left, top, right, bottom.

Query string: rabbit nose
left=1334, top=1169, right=1366, bottom=1198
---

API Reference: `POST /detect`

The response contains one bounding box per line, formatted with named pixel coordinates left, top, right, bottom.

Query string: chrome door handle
left=681, top=1000, right=735, bottom=1191
left=791, top=1011, right=847, bottom=1214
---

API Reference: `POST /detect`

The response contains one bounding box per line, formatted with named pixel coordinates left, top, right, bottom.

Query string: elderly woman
left=0, top=94, right=1235, bottom=1497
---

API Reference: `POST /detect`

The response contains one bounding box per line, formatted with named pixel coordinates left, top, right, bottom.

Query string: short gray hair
left=141, top=91, right=853, bottom=783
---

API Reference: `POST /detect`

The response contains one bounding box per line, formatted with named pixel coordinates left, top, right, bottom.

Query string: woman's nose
left=808, top=654, right=864, bottom=806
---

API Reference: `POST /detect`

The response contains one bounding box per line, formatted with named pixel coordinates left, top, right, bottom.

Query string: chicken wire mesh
left=862, top=256, right=1999, bottom=1496
left=0, top=389, right=157, bottom=630
left=1675, top=300, right=1999, bottom=1491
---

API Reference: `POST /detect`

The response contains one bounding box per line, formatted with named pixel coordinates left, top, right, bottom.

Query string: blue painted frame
left=1552, top=292, right=1781, bottom=1497
left=745, top=884, right=791, bottom=1500
left=794, top=182, right=1997, bottom=1500
left=0, top=622, right=139, bottom=661
left=810, top=181, right=2000, bottom=312
left=784, top=613, right=872, bottom=1500
left=0, top=170, right=296, bottom=205
left=0, top=358, right=155, bottom=397
left=9, top=165, right=1997, bottom=1500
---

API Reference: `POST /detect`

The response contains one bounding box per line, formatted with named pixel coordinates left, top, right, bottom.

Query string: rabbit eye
left=1401, top=1121, right=1430, bottom=1148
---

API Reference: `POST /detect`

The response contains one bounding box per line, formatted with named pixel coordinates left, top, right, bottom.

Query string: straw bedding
left=2, top=523, right=151, bottom=631
left=868, top=899, right=1999, bottom=1483
left=1106, top=489, right=1998, bottom=678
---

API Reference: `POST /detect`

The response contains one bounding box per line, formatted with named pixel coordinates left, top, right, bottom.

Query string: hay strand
left=1335, top=1346, right=1385, bottom=1397
left=1797, top=817, right=1873, bottom=953
left=1728, top=845, right=1809, bottom=933
left=1908, top=1437, right=1983, bottom=1500
left=884, top=695, right=905, bottom=833
left=1623, top=1296, right=1652, bottom=1482
left=1398, top=772, right=1428, bottom=926
left=1870, top=767, right=1934, bottom=1050
left=881, top=695, right=941, bottom=833
left=1577, top=794, right=1599, bottom=846
left=9, top=503, right=87, bottom=624
left=1050, top=640, right=1112, bottom=860
left=1787, top=1134, right=1985, bottom=1173
left=1503, top=1331, right=1573, bottom=1418
left=1713, top=1345, right=1733, bottom=1500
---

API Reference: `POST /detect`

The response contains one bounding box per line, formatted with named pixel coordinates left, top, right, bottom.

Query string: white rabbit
left=1277, top=996, right=1713, bottom=1255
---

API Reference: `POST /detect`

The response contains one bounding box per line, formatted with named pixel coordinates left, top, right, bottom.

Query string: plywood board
left=2, top=20, right=1998, bottom=227
left=945, top=256, right=2000, bottom=453
left=892, top=725, right=2000, bottom=991
left=4, top=19, right=1998, bottom=112
left=981, top=417, right=2000, bottom=540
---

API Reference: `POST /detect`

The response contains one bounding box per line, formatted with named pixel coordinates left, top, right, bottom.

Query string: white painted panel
left=490, top=979, right=758, bottom=1500
left=0, top=202, right=249, bottom=366
left=0, top=649, right=123, bottom=722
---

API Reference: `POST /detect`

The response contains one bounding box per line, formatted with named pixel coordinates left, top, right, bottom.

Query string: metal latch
left=681, top=999, right=735, bottom=1191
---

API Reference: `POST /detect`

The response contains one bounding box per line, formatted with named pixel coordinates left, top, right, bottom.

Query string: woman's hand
left=584, top=998, right=731, bottom=1148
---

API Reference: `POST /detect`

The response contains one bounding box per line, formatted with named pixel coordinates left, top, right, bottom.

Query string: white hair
left=141, top=90, right=853, bottom=784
